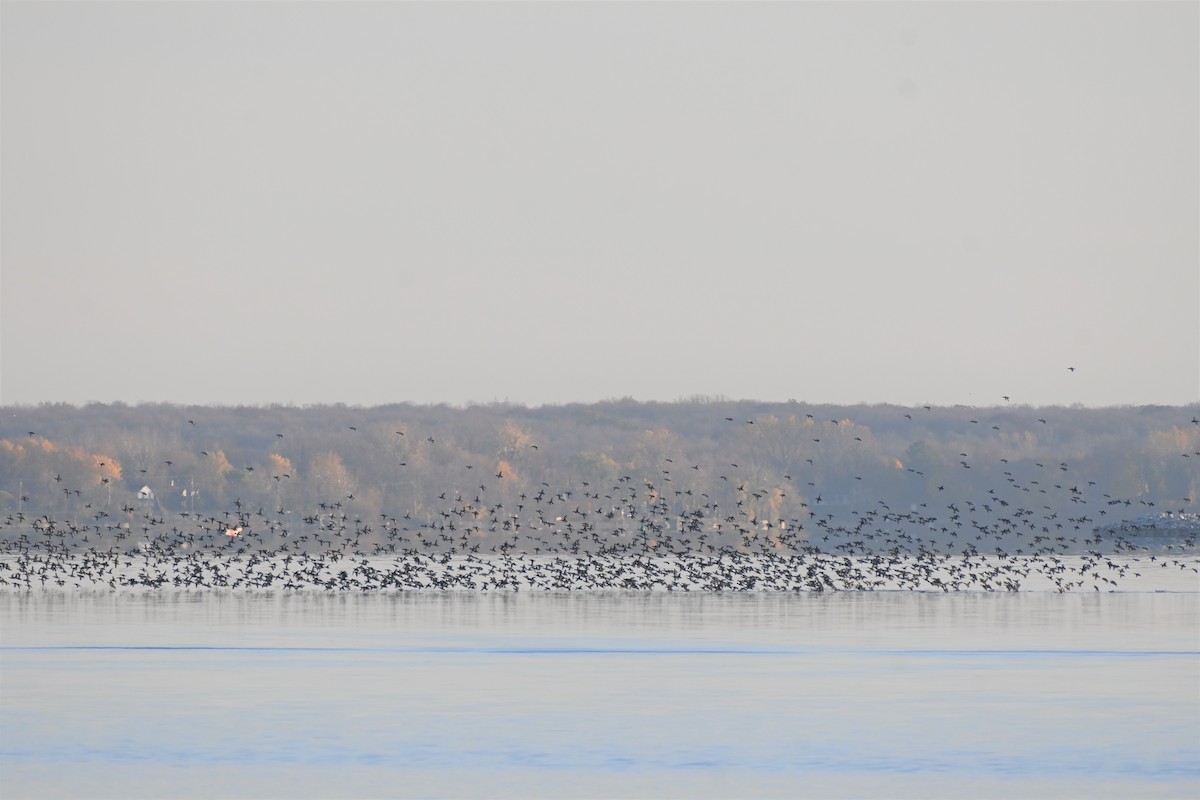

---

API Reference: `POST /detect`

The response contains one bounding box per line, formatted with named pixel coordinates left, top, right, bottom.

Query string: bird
left=2, top=399, right=1192, bottom=596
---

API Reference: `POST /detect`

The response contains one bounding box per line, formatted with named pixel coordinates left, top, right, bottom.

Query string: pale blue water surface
left=2, top=588, right=1198, bottom=799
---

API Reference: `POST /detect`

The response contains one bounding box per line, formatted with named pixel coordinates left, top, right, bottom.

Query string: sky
left=2, top=1, right=1197, bottom=410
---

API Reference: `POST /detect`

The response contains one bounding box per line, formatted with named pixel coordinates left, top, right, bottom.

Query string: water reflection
left=3, top=591, right=1197, bottom=799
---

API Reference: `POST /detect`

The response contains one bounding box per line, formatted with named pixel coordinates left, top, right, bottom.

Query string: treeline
left=2, top=398, right=1198, bottom=539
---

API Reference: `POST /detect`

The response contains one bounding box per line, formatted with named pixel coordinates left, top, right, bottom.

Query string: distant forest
left=2, top=398, right=1198, bottom=552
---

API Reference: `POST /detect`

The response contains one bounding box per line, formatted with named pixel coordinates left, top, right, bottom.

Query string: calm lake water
left=3, top=585, right=1198, bottom=799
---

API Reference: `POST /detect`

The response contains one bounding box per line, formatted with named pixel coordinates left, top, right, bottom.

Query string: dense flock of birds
left=3, top=405, right=1198, bottom=593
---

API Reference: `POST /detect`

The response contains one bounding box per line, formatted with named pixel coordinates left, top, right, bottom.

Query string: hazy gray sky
left=2, top=1, right=1197, bottom=409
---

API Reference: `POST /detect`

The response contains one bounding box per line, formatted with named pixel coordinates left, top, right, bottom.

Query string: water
left=3, top=588, right=1198, bottom=799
